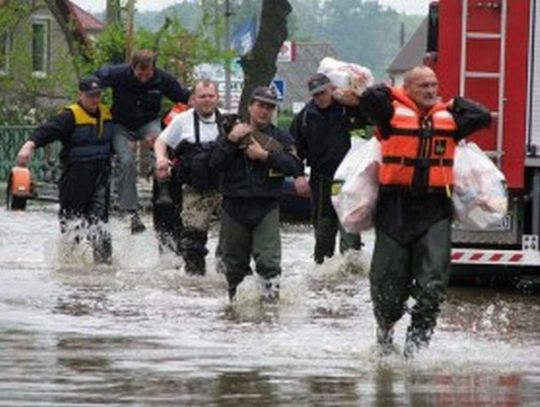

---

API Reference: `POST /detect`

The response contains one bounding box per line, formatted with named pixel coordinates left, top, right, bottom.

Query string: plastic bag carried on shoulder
left=331, top=137, right=381, bottom=233
left=317, top=57, right=374, bottom=96
left=452, top=141, right=508, bottom=229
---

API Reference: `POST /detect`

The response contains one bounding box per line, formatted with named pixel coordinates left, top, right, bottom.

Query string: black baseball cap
left=79, top=75, right=102, bottom=94
left=251, top=86, right=279, bottom=105
left=308, top=73, right=331, bottom=95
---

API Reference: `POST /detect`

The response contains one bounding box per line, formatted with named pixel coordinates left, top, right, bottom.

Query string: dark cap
left=79, top=75, right=102, bottom=94
left=308, top=73, right=331, bottom=95
left=251, top=86, right=279, bottom=105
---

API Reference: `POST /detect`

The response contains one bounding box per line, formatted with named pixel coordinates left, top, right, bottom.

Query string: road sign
left=270, top=79, right=285, bottom=101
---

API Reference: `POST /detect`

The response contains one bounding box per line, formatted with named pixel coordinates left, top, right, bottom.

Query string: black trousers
left=309, top=173, right=361, bottom=260
left=58, top=160, right=112, bottom=263
left=152, top=174, right=183, bottom=255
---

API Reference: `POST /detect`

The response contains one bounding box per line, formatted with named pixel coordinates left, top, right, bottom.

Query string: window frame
left=31, top=18, right=50, bottom=79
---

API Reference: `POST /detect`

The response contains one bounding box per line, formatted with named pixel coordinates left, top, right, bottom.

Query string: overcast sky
left=72, top=0, right=432, bottom=15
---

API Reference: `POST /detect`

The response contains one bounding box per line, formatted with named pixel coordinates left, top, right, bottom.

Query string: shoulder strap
left=193, top=111, right=201, bottom=145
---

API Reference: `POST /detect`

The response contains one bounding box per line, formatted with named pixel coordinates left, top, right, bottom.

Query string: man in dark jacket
left=209, top=86, right=304, bottom=302
left=290, top=73, right=364, bottom=265
left=95, top=49, right=190, bottom=234
left=358, top=65, right=491, bottom=358
left=16, top=76, right=114, bottom=264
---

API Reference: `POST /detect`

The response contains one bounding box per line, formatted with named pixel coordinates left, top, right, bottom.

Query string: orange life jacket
left=162, top=102, right=190, bottom=127
left=378, top=87, right=458, bottom=192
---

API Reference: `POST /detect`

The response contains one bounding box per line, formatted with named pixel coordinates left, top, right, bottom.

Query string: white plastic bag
left=332, top=138, right=381, bottom=233
left=452, top=141, right=508, bottom=229
left=318, top=57, right=374, bottom=96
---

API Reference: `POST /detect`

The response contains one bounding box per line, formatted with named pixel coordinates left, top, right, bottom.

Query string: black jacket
left=209, top=124, right=303, bottom=199
left=290, top=101, right=365, bottom=178
left=28, top=104, right=112, bottom=216
left=94, top=64, right=190, bottom=130
left=29, top=103, right=113, bottom=166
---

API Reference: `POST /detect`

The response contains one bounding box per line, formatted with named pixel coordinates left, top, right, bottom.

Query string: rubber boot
left=376, top=326, right=396, bottom=357
left=180, top=227, right=208, bottom=275
left=403, top=326, right=432, bottom=360
left=184, top=255, right=206, bottom=276
left=314, top=217, right=337, bottom=264
left=260, top=276, right=280, bottom=303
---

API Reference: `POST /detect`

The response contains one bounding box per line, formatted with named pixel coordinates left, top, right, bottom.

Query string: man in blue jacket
left=95, top=49, right=190, bottom=234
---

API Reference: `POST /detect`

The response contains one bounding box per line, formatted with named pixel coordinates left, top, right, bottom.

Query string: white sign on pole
left=277, top=41, right=295, bottom=62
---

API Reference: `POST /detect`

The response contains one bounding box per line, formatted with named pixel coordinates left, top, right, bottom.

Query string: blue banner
left=231, top=17, right=256, bottom=56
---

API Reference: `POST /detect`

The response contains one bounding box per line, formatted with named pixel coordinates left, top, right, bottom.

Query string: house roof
left=68, top=1, right=104, bottom=32
left=276, top=42, right=338, bottom=109
left=387, top=17, right=428, bottom=74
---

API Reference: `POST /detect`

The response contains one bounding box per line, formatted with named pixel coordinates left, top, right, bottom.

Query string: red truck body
left=428, top=0, right=540, bottom=273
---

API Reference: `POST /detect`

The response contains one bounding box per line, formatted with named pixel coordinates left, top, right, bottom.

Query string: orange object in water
left=10, top=166, right=33, bottom=197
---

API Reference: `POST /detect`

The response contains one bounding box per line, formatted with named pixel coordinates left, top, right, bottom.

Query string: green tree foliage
left=134, top=0, right=424, bottom=80
left=288, top=0, right=424, bottom=78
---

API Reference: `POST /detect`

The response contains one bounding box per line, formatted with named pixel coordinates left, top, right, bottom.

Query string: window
left=31, top=19, right=49, bottom=78
left=0, top=29, right=9, bottom=75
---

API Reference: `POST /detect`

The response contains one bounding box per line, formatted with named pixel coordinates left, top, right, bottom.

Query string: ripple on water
left=0, top=206, right=539, bottom=406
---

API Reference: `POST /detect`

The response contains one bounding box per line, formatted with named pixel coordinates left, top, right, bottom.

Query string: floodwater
left=1, top=203, right=540, bottom=406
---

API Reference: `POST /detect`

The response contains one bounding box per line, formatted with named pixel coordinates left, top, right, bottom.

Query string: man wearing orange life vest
left=358, top=66, right=491, bottom=358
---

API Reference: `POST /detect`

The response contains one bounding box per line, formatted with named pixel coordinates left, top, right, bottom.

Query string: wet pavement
left=1, top=203, right=540, bottom=406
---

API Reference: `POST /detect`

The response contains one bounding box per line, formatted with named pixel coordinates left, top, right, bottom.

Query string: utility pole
left=224, top=0, right=233, bottom=111
left=125, top=0, right=136, bottom=62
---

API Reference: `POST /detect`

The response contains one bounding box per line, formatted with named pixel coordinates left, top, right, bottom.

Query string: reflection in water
left=0, top=207, right=540, bottom=405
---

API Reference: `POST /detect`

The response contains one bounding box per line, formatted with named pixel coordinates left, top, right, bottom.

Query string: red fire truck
left=426, top=0, right=540, bottom=283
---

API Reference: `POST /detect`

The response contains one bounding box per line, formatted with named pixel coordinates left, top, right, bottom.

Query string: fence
left=0, top=125, right=154, bottom=206
left=0, top=126, right=61, bottom=182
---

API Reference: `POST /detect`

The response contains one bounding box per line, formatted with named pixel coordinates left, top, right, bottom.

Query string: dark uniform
left=290, top=98, right=364, bottom=264
left=28, top=102, right=114, bottom=263
left=210, top=122, right=303, bottom=300
left=359, top=84, right=491, bottom=356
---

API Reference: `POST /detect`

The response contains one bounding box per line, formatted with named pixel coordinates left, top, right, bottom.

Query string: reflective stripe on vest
left=378, top=87, right=458, bottom=190
left=66, top=103, right=114, bottom=161
left=163, top=102, right=190, bottom=127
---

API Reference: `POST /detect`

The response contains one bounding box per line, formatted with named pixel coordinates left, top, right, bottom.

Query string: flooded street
left=1, top=203, right=540, bottom=406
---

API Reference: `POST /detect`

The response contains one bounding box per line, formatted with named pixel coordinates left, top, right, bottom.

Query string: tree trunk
left=238, top=0, right=292, bottom=119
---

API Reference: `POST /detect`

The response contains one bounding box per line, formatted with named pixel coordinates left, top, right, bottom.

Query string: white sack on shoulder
left=452, top=141, right=508, bottom=229
left=332, top=137, right=381, bottom=233
left=318, top=57, right=374, bottom=96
